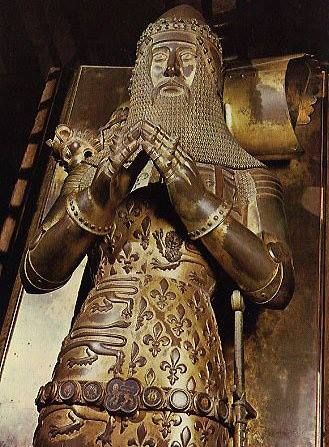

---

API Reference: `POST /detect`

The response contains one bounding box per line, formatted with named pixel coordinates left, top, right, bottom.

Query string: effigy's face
left=150, top=38, right=197, bottom=99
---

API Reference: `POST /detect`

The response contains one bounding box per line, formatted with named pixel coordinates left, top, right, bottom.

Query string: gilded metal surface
left=22, top=5, right=294, bottom=440
left=20, top=7, right=291, bottom=445
left=223, top=54, right=322, bottom=160
left=0, top=8, right=326, bottom=447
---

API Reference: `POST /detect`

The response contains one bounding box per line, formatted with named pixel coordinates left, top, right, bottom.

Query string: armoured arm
left=22, top=123, right=146, bottom=294
left=21, top=161, right=99, bottom=293
left=200, top=170, right=294, bottom=309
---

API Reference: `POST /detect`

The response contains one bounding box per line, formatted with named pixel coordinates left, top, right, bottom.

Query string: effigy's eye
left=179, top=51, right=196, bottom=63
left=152, top=52, right=168, bottom=63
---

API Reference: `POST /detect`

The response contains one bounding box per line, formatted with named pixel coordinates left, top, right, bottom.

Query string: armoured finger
left=110, top=141, right=136, bottom=170
left=176, top=145, right=193, bottom=163
left=124, top=150, right=149, bottom=187
left=121, top=140, right=140, bottom=163
left=141, top=121, right=161, bottom=143
left=126, top=122, right=142, bottom=140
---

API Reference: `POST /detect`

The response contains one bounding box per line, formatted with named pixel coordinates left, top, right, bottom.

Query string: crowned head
left=127, top=4, right=262, bottom=168
left=136, top=4, right=223, bottom=100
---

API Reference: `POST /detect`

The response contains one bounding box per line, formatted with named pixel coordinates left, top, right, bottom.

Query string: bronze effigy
left=21, top=5, right=294, bottom=446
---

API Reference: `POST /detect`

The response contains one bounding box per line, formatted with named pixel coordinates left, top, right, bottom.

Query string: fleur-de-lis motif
left=128, top=423, right=156, bottom=447
left=129, top=342, right=147, bottom=375
left=118, top=200, right=141, bottom=229
left=117, top=242, right=139, bottom=274
left=143, top=274, right=152, bottom=286
left=203, top=320, right=217, bottom=347
left=167, top=304, right=191, bottom=337
left=152, top=411, right=182, bottom=439
left=143, top=322, right=170, bottom=357
left=183, top=331, right=205, bottom=364
left=133, top=216, right=151, bottom=250
left=160, top=348, right=187, bottom=385
left=150, top=278, right=176, bottom=310
left=104, top=222, right=122, bottom=254
left=199, top=360, right=216, bottom=393
left=194, top=420, right=216, bottom=444
left=187, top=290, right=207, bottom=320
left=95, top=255, right=107, bottom=283
left=136, top=297, right=153, bottom=331
left=120, top=417, right=129, bottom=434
left=170, top=426, right=196, bottom=447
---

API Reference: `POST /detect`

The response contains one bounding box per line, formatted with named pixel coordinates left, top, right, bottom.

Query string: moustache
left=151, top=78, right=191, bottom=105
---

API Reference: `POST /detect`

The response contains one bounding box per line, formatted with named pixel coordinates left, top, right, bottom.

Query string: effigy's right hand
left=89, top=122, right=146, bottom=212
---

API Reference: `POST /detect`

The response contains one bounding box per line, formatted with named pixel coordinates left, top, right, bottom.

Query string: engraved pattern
left=97, top=416, right=116, bottom=447
left=67, top=347, right=98, bottom=368
left=118, top=200, right=141, bottom=228
left=145, top=368, right=156, bottom=386
left=88, top=291, right=133, bottom=319
left=167, top=304, right=192, bottom=336
left=170, top=426, right=196, bottom=447
left=136, top=297, right=154, bottom=331
left=129, top=342, right=147, bottom=375
left=150, top=278, right=176, bottom=310
left=152, top=412, right=182, bottom=439
left=118, top=242, right=140, bottom=274
left=183, top=331, right=206, bottom=364
left=41, top=182, right=229, bottom=445
left=48, top=411, right=84, bottom=439
left=187, top=290, right=206, bottom=320
left=143, top=322, right=170, bottom=357
left=194, top=420, right=216, bottom=444
left=128, top=423, right=156, bottom=447
left=160, top=348, right=187, bottom=385
left=153, top=229, right=183, bottom=262
left=199, top=361, right=216, bottom=393
left=134, top=215, right=151, bottom=250
left=203, top=320, right=217, bottom=348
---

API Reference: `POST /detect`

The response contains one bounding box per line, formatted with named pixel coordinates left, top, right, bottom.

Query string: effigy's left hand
left=141, top=121, right=219, bottom=228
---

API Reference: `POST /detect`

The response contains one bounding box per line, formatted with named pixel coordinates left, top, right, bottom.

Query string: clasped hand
left=91, top=120, right=219, bottom=228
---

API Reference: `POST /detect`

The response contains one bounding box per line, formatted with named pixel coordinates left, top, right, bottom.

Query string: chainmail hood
left=127, top=9, right=264, bottom=169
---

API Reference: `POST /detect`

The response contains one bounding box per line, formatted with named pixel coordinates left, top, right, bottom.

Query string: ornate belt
left=36, top=377, right=230, bottom=425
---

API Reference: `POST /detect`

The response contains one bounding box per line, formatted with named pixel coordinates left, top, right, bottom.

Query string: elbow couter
left=247, top=261, right=295, bottom=310
left=20, top=249, right=70, bottom=295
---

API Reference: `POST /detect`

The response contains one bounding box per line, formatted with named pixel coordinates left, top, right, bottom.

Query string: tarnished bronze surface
left=0, top=6, right=327, bottom=447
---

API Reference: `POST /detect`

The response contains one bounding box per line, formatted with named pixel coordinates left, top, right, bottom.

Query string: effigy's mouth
left=152, top=79, right=191, bottom=104
left=160, top=83, right=185, bottom=97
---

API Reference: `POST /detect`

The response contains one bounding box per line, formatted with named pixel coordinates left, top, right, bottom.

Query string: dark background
left=0, top=0, right=328, bottom=319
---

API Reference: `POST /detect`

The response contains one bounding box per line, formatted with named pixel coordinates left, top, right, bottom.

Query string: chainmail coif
left=126, top=43, right=264, bottom=169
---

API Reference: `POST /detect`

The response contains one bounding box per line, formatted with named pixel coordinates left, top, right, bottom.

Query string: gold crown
left=136, top=17, right=222, bottom=59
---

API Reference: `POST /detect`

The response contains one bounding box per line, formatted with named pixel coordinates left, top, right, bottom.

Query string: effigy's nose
left=164, top=52, right=181, bottom=77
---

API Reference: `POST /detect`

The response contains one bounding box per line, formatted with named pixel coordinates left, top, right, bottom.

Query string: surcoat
left=33, top=160, right=275, bottom=446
